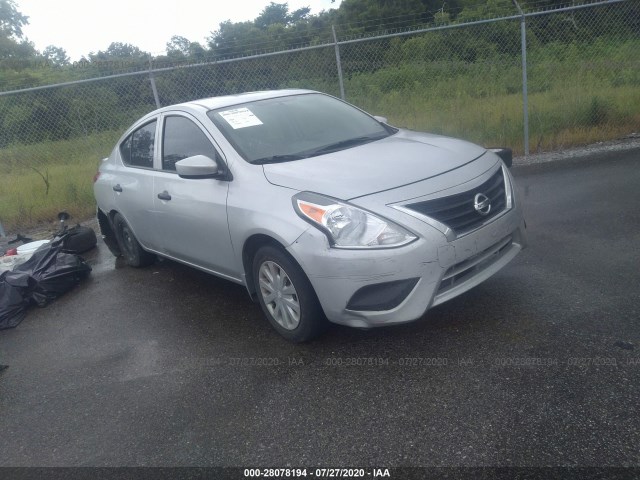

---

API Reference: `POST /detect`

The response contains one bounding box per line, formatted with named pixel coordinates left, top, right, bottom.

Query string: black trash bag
left=0, top=270, right=33, bottom=330
left=13, top=236, right=92, bottom=307
left=61, top=225, right=97, bottom=254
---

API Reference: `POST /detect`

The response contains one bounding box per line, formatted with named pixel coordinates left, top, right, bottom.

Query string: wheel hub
left=258, top=260, right=300, bottom=330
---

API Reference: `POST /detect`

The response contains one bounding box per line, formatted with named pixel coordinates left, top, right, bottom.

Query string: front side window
left=120, top=121, right=156, bottom=168
left=162, top=115, right=220, bottom=171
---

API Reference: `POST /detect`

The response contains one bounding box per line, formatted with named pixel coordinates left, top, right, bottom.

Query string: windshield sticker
left=218, top=108, right=263, bottom=129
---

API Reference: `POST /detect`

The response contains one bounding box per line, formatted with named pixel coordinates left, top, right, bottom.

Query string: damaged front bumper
left=287, top=203, right=526, bottom=329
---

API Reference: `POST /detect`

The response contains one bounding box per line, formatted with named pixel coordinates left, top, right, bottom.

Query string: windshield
left=206, top=93, right=394, bottom=164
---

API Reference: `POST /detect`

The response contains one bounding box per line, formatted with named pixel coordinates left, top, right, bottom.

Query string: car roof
left=158, top=89, right=317, bottom=114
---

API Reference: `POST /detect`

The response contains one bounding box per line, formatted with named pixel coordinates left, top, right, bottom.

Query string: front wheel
left=253, top=245, right=327, bottom=342
left=112, top=213, right=155, bottom=267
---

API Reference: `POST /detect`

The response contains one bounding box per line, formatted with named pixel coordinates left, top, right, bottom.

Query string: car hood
left=262, top=129, right=487, bottom=200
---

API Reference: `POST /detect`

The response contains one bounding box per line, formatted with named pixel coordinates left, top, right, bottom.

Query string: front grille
left=406, top=168, right=506, bottom=235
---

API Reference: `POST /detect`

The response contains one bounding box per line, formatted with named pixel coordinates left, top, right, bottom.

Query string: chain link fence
left=0, top=0, right=638, bottom=235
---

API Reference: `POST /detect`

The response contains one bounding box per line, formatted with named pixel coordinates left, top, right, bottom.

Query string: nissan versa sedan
left=94, top=89, right=527, bottom=342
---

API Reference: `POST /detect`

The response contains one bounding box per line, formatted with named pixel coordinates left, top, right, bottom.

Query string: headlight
left=293, top=192, right=417, bottom=248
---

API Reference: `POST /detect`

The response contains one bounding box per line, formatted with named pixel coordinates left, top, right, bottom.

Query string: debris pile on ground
left=0, top=233, right=93, bottom=330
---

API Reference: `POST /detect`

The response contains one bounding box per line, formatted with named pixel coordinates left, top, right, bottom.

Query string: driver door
left=152, top=112, right=237, bottom=279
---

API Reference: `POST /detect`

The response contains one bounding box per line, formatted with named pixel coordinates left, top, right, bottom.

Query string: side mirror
left=176, top=155, right=222, bottom=179
left=373, top=115, right=388, bottom=124
left=489, top=148, right=513, bottom=168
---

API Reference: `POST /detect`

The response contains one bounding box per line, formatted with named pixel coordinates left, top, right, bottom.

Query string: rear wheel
left=113, top=213, right=155, bottom=267
left=253, top=245, right=327, bottom=342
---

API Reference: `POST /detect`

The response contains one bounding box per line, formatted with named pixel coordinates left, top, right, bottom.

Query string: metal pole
left=513, top=0, right=529, bottom=155
left=148, top=55, right=161, bottom=109
left=149, top=73, right=161, bottom=109
left=332, top=25, right=346, bottom=100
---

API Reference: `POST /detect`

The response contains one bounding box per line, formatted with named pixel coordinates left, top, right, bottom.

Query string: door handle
left=157, top=191, right=172, bottom=201
left=112, top=184, right=122, bottom=192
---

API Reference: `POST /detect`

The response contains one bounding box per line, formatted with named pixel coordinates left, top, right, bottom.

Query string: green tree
left=0, top=0, right=36, bottom=62
left=89, top=42, right=149, bottom=61
left=0, top=0, right=27, bottom=38
left=209, top=20, right=268, bottom=57
left=209, top=3, right=328, bottom=58
left=255, top=2, right=311, bottom=29
left=166, top=35, right=206, bottom=60
left=255, top=2, right=290, bottom=28
left=166, top=35, right=192, bottom=57
left=42, top=45, right=70, bottom=66
left=334, top=0, right=463, bottom=34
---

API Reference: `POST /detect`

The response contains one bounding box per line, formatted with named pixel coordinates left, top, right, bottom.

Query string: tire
left=112, top=213, right=155, bottom=267
left=97, top=210, right=121, bottom=257
left=252, top=245, right=327, bottom=342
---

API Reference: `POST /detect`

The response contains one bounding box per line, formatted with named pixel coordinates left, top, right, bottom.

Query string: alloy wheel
left=258, top=260, right=301, bottom=330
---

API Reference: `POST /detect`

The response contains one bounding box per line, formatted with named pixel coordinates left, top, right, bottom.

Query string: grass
left=0, top=131, right=119, bottom=232
left=346, top=38, right=640, bottom=153
left=351, top=82, right=639, bottom=154
left=1, top=38, right=638, bottom=233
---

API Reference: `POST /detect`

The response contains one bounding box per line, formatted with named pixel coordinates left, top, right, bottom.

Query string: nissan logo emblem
left=474, top=193, right=491, bottom=216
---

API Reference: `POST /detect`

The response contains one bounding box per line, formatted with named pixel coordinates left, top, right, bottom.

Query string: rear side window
left=162, top=116, right=219, bottom=171
left=120, top=121, right=157, bottom=168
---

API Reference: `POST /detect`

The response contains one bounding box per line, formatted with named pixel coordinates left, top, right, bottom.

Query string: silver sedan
left=93, top=90, right=527, bottom=342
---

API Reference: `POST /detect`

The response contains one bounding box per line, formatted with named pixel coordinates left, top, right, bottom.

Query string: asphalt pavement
left=1, top=148, right=639, bottom=468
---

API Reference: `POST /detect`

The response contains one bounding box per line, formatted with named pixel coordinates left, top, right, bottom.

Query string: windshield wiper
left=252, top=154, right=308, bottom=165
left=252, top=133, right=389, bottom=164
left=305, top=133, right=388, bottom=157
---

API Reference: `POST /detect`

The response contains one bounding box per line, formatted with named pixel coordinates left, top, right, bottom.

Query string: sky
left=18, top=0, right=342, bottom=61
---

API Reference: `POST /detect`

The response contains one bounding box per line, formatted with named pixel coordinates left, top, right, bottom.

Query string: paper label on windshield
left=218, top=107, right=263, bottom=129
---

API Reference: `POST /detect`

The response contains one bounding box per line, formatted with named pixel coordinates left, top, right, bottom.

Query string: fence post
left=332, top=25, right=346, bottom=100
left=149, top=73, right=161, bottom=109
left=513, top=0, right=529, bottom=155
left=148, top=55, right=161, bottom=108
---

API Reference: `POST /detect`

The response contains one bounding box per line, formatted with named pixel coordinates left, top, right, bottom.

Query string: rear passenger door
left=113, top=119, right=160, bottom=251
left=152, top=112, right=237, bottom=279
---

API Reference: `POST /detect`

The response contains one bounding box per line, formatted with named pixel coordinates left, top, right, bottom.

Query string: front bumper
left=287, top=203, right=526, bottom=328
